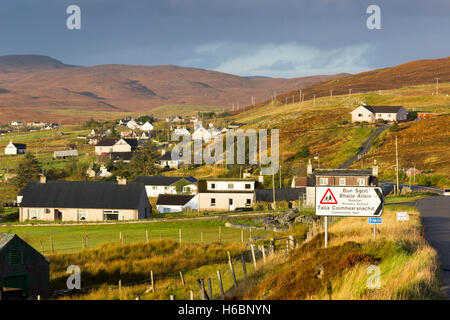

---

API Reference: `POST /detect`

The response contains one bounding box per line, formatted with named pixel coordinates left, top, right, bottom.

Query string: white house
left=158, top=151, right=184, bottom=169
left=10, top=121, right=23, bottom=126
left=351, top=105, right=407, bottom=123
left=156, top=194, right=198, bottom=213
left=95, top=138, right=138, bottom=155
left=141, top=122, right=154, bottom=131
left=198, top=179, right=255, bottom=211
left=96, top=165, right=112, bottom=178
left=173, top=127, right=190, bottom=136
left=126, top=119, right=140, bottom=130
left=4, top=141, right=26, bottom=155
left=192, top=126, right=212, bottom=142
left=134, top=176, right=198, bottom=198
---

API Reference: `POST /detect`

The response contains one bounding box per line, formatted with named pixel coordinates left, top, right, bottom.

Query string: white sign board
left=396, top=212, right=409, bottom=221
left=315, top=186, right=384, bottom=217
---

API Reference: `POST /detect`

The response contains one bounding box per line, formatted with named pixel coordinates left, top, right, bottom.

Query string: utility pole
left=435, top=78, right=440, bottom=95
left=330, top=90, right=333, bottom=101
left=313, top=94, right=316, bottom=107
left=396, top=135, right=399, bottom=195
left=349, top=88, right=352, bottom=97
left=279, top=165, right=282, bottom=189
left=299, top=90, right=302, bottom=103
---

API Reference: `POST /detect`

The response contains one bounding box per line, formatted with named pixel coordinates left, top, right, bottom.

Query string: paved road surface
left=339, top=125, right=388, bottom=169
left=417, top=196, right=450, bottom=299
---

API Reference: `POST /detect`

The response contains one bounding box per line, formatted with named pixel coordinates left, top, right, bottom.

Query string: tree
left=296, top=144, right=311, bottom=158
left=390, top=121, right=400, bottom=132
left=130, top=140, right=160, bottom=176
left=12, top=153, right=42, bottom=190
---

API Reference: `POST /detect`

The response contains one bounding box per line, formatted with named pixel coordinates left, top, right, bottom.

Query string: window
left=339, top=178, right=346, bottom=186
left=357, top=178, right=365, bottom=186
left=103, top=210, right=120, bottom=221
left=152, top=186, right=157, bottom=190
left=78, top=210, right=88, bottom=221
left=245, top=184, right=251, bottom=190
left=228, top=183, right=234, bottom=189
left=319, top=178, right=329, bottom=186
left=246, top=199, right=252, bottom=207
left=211, top=183, right=216, bottom=189
left=210, top=198, right=216, bottom=207
left=28, top=208, right=41, bottom=220
left=9, top=248, right=23, bottom=265
left=358, top=113, right=363, bottom=117
left=229, top=198, right=234, bottom=205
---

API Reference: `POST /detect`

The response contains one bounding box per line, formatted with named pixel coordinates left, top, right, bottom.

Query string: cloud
left=197, top=42, right=374, bottom=77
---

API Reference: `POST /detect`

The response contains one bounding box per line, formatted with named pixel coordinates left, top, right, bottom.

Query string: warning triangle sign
left=320, top=188, right=338, bottom=204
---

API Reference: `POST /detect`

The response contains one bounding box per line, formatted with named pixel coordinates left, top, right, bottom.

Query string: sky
left=0, top=0, right=449, bottom=78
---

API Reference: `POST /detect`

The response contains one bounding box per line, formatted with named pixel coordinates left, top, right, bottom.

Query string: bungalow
left=4, top=141, right=26, bottom=155
left=156, top=194, right=198, bottom=213
left=0, top=233, right=50, bottom=299
left=159, top=151, right=184, bottom=169
left=294, top=160, right=379, bottom=207
left=255, top=188, right=305, bottom=209
left=351, top=105, right=407, bottom=123
left=53, top=149, right=78, bottom=159
left=141, top=122, right=154, bottom=131
left=19, top=177, right=151, bottom=222
left=126, top=119, right=140, bottom=130
left=198, top=179, right=255, bottom=211
left=10, top=121, right=23, bottom=126
left=192, top=126, right=212, bottom=142
left=134, top=176, right=197, bottom=198
left=95, top=138, right=138, bottom=155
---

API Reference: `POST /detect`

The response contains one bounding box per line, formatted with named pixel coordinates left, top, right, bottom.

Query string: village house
left=350, top=105, right=407, bottom=123
left=198, top=179, right=256, bottom=211
left=166, top=115, right=183, bottom=122
left=109, top=151, right=133, bottom=163
left=141, top=121, right=154, bottom=131
left=4, top=141, right=26, bottom=155
left=134, top=176, right=197, bottom=198
left=158, top=151, right=184, bottom=169
left=192, top=126, right=212, bottom=142
left=292, top=160, right=379, bottom=206
left=156, top=194, right=198, bottom=213
left=53, top=149, right=78, bottom=159
left=254, top=188, right=305, bottom=209
left=95, top=138, right=138, bottom=155
left=0, top=233, right=50, bottom=299
left=10, top=121, right=23, bottom=126
left=18, top=177, right=151, bottom=222
left=126, top=119, right=140, bottom=130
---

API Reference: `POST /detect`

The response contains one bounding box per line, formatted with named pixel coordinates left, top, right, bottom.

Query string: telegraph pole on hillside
left=435, top=78, right=440, bottom=95
left=395, top=135, right=399, bottom=195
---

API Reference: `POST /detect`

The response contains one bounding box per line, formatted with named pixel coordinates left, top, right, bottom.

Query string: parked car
left=444, top=189, right=450, bottom=196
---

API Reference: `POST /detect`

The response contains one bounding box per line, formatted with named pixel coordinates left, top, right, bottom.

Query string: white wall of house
left=113, top=139, right=132, bottom=152
left=95, top=145, right=114, bottom=155
left=156, top=195, right=198, bottom=213
left=19, top=207, right=139, bottom=222
left=199, top=192, right=254, bottom=211
left=182, top=184, right=198, bottom=194
left=206, top=180, right=255, bottom=192
left=145, top=185, right=177, bottom=198
left=4, top=142, right=25, bottom=155
left=351, top=106, right=374, bottom=123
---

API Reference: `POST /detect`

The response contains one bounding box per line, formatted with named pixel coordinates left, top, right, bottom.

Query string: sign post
left=316, top=187, right=384, bottom=247
left=368, top=217, right=382, bottom=240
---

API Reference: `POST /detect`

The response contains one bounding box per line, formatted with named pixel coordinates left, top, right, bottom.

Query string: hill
left=0, top=55, right=345, bottom=124
left=243, top=56, right=450, bottom=113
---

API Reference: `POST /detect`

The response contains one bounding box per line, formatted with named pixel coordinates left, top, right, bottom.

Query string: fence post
left=218, top=227, right=221, bottom=242
left=249, top=227, right=252, bottom=241
left=190, top=290, right=194, bottom=300
left=259, top=245, right=266, bottom=264
left=250, top=244, right=257, bottom=269
left=227, top=251, right=238, bottom=288
left=179, top=271, right=185, bottom=287
left=150, top=270, right=155, bottom=292
left=207, top=278, right=213, bottom=300
left=241, top=229, right=244, bottom=243
left=240, top=252, right=247, bottom=277
left=146, top=230, right=149, bottom=244
left=119, top=279, right=122, bottom=300
left=179, top=229, right=182, bottom=243
left=288, top=235, right=295, bottom=251
left=170, top=295, right=175, bottom=300
left=217, top=270, right=225, bottom=299
left=201, top=232, right=204, bottom=243
left=85, top=233, right=88, bottom=250
left=197, top=279, right=209, bottom=300
left=40, top=240, right=44, bottom=254
left=51, top=235, right=54, bottom=254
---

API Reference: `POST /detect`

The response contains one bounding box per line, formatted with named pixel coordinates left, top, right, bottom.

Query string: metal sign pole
left=373, top=224, right=376, bottom=240
left=324, top=216, right=328, bottom=248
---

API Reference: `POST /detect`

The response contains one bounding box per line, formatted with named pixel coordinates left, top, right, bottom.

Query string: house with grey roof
left=4, top=141, right=26, bottom=155
left=0, top=233, right=50, bottom=299
left=134, top=176, right=197, bottom=197
left=156, top=194, right=198, bottom=213
left=18, top=177, right=151, bottom=222
left=351, top=105, right=407, bottom=123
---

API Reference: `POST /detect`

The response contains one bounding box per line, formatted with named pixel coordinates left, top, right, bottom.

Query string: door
left=228, top=198, right=234, bottom=211
left=54, top=209, right=62, bottom=221
left=2, top=274, right=28, bottom=296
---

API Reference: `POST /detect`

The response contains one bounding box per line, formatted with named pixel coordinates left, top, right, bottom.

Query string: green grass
left=0, top=218, right=269, bottom=254
left=385, top=192, right=439, bottom=204
left=148, top=104, right=224, bottom=120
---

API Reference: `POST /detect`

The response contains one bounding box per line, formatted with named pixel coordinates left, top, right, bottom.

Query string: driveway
left=416, top=196, right=450, bottom=299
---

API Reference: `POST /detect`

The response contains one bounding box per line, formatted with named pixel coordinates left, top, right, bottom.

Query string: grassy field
left=148, top=104, right=224, bottom=120
left=0, top=218, right=270, bottom=254
left=225, top=205, right=444, bottom=300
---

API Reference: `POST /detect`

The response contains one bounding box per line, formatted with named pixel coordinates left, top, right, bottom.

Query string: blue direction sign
left=368, top=217, right=382, bottom=224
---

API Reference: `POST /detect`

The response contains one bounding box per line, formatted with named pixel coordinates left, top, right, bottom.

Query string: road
left=339, top=125, right=389, bottom=169
left=416, top=196, right=450, bottom=299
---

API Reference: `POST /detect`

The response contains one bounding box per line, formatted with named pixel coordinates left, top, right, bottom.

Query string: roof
left=360, top=105, right=404, bottom=114
left=313, top=169, right=373, bottom=177
left=156, top=194, right=196, bottom=206
left=110, top=152, right=133, bottom=161
left=134, top=176, right=197, bottom=186
left=159, top=151, right=183, bottom=161
left=96, top=138, right=118, bottom=146
left=0, top=233, right=49, bottom=263
left=54, top=150, right=78, bottom=157
left=122, top=138, right=138, bottom=148
left=8, top=142, right=26, bottom=149
left=20, top=181, right=146, bottom=210
left=255, top=188, right=305, bottom=202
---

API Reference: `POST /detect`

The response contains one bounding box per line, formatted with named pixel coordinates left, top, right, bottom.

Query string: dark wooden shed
left=0, top=233, right=50, bottom=299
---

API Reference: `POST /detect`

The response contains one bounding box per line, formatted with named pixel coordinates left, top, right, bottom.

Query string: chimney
left=117, top=176, right=127, bottom=185
left=307, top=159, right=313, bottom=175
left=40, top=175, right=46, bottom=184
left=372, top=159, right=378, bottom=177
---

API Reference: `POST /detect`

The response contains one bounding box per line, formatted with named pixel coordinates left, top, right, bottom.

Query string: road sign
left=396, top=212, right=409, bottom=221
left=315, top=186, right=384, bottom=217
left=368, top=217, right=382, bottom=224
